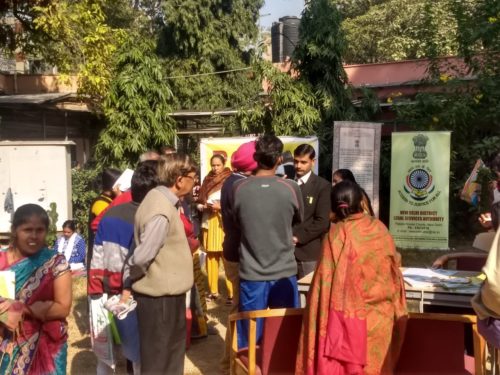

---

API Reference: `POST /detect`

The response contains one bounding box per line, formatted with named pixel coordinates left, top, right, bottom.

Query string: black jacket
left=293, top=173, right=331, bottom=262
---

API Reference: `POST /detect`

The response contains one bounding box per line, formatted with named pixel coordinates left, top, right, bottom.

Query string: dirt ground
left=67, top=275, right=231, bottom=375
left=67, top=246, right=484, bottom=374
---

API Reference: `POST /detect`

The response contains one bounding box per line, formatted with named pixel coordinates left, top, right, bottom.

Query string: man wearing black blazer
left=292, top=144, right=331, bottom=279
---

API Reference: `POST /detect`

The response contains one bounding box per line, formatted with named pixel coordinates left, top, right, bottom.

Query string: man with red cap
left=219, top=140, right=257, bottom=374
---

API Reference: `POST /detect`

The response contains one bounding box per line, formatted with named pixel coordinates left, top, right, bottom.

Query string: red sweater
left=90, top=190, right=132, bottom=232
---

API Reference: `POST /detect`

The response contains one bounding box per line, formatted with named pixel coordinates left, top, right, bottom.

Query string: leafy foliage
left=156, top=0, right=264, bottom=111
left=342, top=0, right=463, bottom=63
left=46, top=202, right=58, bottom=247
left=0, top=0, right=53, bottom=54
left=71, top=166, right=100, bottom=241
left=336, top=0, right=389, bottom=19
left=453, top=0, right=500, bottom=124
left=294, top=0, right=353, bottom=121
left=32, top=0, right=126, bottom=102
left=393, top=0, right=500, bottom=235
left=94, top=37, right=176, bottom=168
left=236, top=61, right=320, bottom=135
left=395, top=0, right=499, bottom=185
left=292, top=0, right=355, bottom=176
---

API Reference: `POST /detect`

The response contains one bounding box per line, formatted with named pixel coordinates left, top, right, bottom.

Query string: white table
left=297, top=268, right=481, bottom=313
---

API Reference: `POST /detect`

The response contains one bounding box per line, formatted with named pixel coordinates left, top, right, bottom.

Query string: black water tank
left=271, top=22, right=283, bottom=63
left=281, top=16, right=300, bottom=60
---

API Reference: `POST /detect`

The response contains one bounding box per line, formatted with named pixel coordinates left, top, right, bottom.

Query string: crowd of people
left=0, top=140, right=499, bottom=375
left=82, top=135, right=409, bottom=375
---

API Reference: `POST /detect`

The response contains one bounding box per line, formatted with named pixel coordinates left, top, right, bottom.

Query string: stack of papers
left=403, top=268, right=480, bottom=291
left=403, top=268, right=456, bottom=288
left=403, top=268, right=482, bottom=293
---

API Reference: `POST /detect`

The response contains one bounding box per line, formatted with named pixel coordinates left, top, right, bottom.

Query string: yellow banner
left=199, top=136, right=319, bottom=180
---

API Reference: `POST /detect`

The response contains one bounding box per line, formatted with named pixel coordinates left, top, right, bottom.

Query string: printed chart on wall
left=332, top=122, right=382, bottom=217
left=199, top=136, right=319, bottom=181
left=389, top=132, right=451, bottom=249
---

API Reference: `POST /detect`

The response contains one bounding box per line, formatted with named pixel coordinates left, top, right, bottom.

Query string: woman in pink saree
left=0, top=204, right=72, bottom=374
left=296, top=181, right=407, bottom=375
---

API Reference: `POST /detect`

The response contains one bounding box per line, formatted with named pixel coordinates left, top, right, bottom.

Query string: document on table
left=403, top=268, right=481, bottom=292
left=403, top=268, right=457, bottom=288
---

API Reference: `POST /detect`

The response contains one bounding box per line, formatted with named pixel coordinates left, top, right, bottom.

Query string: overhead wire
left=164, top=66, right=252, bottom=79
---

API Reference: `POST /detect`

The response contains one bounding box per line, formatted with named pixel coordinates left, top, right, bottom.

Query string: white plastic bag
left=89, top=294, right=116, bottom=370
left=198, top=249, right=207, bottom=269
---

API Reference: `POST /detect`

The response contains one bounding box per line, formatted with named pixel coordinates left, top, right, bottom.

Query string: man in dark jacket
left=292, top=144, right=331, bottom=279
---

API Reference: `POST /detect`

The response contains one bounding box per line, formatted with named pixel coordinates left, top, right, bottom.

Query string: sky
left=260, top=0, right=305, bottom=28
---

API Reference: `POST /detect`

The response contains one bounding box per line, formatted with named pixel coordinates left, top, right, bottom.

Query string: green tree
left=294, top=0, right=354, bottom=121
left=46, top=202, right=58, bottom=247
left=156, top=0, right=264, bottom=111
left=94, top=37, right=176, bottom=168
left=393, top=0, right=500, bottom=235
left=32, top=0, right=126, bottom=102
left=453, top=0, right=500, bottom=124
left=342, top=0, right=462, bottom=63
left=336, top=0, right=389, bottom=19
left=72, top=166, right=100, bottom=241
left=293, top=0, right=355, bottom=175
left=236, top=61, right=320, bottom=135
left=0, top=0, right=53, bottom=53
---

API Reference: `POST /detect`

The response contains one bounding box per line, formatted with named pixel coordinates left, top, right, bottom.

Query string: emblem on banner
left=402, top=134, right=435, bottom=202
left=412, top=134, right=429, bottom=159
left=404, top=167, right=435, bottom=201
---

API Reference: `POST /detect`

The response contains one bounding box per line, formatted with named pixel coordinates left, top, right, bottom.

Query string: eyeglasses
left=182, top=174, right=197, bottom=181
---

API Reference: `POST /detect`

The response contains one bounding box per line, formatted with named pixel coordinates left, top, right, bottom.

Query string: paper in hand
left=0, top=271, right=15, bottom=299
left=113, top=169, right=134, bottom=192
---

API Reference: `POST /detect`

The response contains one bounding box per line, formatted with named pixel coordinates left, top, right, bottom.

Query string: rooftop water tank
left=271, top=22, right=283, bottom=63
left=280, top=16, right=300, bottom=61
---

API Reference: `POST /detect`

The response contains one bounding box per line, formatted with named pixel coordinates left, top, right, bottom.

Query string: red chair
left=456, top=256, right=487, bottom=272
left=229, top=308, right=304, bottom=375
left=395, top=313, right=485, bottom=375
left=433, top=252, right=487, bottom=271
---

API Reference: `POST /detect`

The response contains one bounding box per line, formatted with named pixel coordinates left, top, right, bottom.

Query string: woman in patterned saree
left=0, top=204, right=72, bottom=374
left=296, top=180, right=407, bottom=375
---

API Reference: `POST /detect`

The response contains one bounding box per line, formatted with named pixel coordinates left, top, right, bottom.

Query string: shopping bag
left=89, top=295, right=115, bottom=369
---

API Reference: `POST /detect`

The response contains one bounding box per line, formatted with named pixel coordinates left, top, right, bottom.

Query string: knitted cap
left=231, top=141, right=257, bottom=172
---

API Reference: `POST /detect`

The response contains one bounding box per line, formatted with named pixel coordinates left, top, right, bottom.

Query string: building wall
left=0, top=73, right=78, bottom=95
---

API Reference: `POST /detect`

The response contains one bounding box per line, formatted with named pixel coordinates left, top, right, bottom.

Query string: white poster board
left=332, top=122, right=382, bottom=217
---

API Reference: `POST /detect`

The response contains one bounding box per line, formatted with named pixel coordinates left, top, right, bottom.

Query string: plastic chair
left=229, top=308, right=304, bottom=375
left=395, top=312, right=485, bottom=375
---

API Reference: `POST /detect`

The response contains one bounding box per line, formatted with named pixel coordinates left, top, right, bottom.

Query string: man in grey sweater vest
left=124, top=154, right=197, bottom=375
left=233, top=134, right=303, bottom=348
